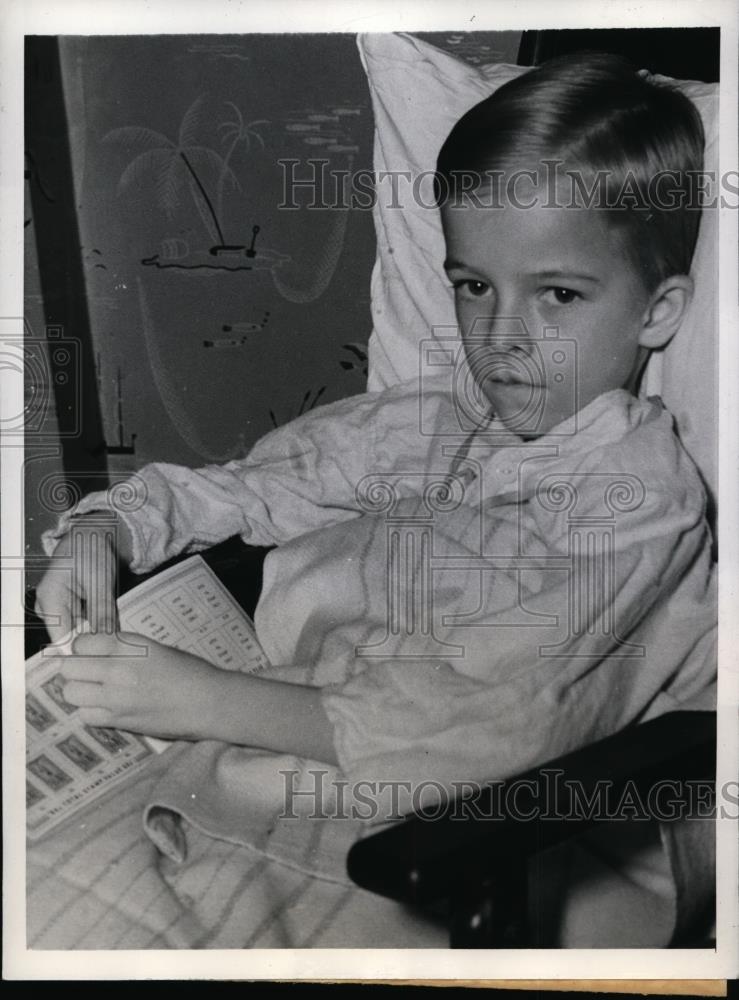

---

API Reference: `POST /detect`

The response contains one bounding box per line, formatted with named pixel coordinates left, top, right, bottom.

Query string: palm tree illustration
left=104, top=95, right=239, bottom=247
left=216, top=103, right=268, bottom=221
left=271, top=152, right=355, bottom=304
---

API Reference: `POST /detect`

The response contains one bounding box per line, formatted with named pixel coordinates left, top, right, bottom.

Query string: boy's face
left=441, top=192, right=653, bottom=437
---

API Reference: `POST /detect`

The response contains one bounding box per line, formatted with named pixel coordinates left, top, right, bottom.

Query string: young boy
left=34, top=53, right=716, bottom=946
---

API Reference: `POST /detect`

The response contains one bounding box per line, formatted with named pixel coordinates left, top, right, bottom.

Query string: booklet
left=25, top=554, right=270, bottom=840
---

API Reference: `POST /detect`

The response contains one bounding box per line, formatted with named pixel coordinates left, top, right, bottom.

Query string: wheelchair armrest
left=347, top=710, right=716, bottom=911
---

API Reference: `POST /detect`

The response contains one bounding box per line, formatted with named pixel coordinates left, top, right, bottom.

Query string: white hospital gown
left=36, top=378, right=717, bottom=947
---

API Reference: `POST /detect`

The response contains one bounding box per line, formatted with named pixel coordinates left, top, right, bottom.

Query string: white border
left=2, top=0, right=737, bottom=982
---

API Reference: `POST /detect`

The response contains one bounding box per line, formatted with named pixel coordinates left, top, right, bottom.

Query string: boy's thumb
left=85, top=580, right=119, bottom=637
left=71, top=630, right=118, bottom=656
left=71, top=629, right=149, bottom=658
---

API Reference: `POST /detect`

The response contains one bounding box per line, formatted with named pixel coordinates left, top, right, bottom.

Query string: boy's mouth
left=489, top=372, right=541, bottom=387
left=466, top=346, right=546, bottom=390
left=486, top=364, right=543, bottom=388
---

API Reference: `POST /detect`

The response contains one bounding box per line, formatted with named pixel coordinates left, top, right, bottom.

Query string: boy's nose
left=467, top=314, right=533, bottom=347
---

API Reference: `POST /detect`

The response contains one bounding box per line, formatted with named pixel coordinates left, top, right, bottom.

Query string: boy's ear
left=638, top=274, right=694, bottom=350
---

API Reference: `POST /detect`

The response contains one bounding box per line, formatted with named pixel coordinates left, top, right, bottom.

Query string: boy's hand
left=59, top=631, right=223, bottom=741
left=35, top=515, right=134, bottom=643
left=58, top=633, right=339, bottom=764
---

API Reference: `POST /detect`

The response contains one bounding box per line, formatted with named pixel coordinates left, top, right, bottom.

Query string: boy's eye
left=546, top=287, right=581, bottom=305
left=453, top=279, right=490, bottom=298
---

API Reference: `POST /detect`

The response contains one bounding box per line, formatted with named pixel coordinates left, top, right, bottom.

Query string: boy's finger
left=37, top=656, right=65, bottom=674
left=35, top=576, right=80, bottom=645
left=86, top=566, right=119, bottom=636
left=60, top=658, right=109, bottom=683
left=71, top=631, right=120, bottom=657
left=43, top=621, right=70, bottom=646
left=76, top=525, right=118, bottom=635
left=78, top=707, right=116, bottom=728
left=63, top=679, right=106, bottom=708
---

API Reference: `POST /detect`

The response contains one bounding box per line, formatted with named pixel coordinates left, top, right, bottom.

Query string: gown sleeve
left=41, top=381, right=434, bottom=573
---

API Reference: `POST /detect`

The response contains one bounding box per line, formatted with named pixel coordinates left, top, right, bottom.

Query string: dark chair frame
left=346, top=709, right=716, bottom=948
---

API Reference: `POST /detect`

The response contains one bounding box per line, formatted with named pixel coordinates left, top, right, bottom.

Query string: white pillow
left=357, top=32, right=718, bottom=504
left=645, top=75, right=718, bottom=505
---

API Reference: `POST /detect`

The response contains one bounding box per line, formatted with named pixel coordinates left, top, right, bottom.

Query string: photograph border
left=2, top=0, right=737, bottom=983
